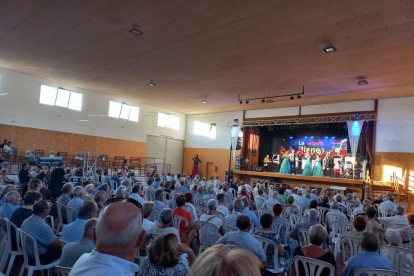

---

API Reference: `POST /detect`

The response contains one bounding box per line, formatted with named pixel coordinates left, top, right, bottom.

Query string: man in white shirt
left=379, top=206, right=408, bottom=228
left=49, top=151, right=55, bottom=158
left=383, top=192, right=396, bottom=203
left=216, top=193, right=229, bottom=216
left=262, top=191, right=282, bottom=209
left=254, top=188, right=267, bottom=209
left=379, top=197, right=396, bottom=210
left=335, top=191, right=346, bottom=201
left=293, top=188, right=302, bottom=202
left=142, top=202, right=155, bottom=232
left=70, top=200, right=146, bottom=275
left=129, top=184, right=145, bottom=204
left=199, top=199, right=224, bottom=238
left=3, top=141, right=14, bottom=155
left=326, top=201, right=348, bottom=226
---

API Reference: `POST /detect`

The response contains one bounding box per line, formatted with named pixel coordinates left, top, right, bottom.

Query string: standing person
left=49, top=162, right=68, bottom=198
left=279, top=152, right=290, bottom=175
left=288, top=149, right=296, bottom=175
left=312, top=154, right=323, bottom=177
left=192, top=154, right=201, bottom=177
left=3, top=141, right=14, bottom=155
left=302, top=151, right=313, bottom=176
left=19, top=162, right=35, bottom=196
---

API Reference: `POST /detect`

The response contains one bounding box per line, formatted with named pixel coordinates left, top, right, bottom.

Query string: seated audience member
left=188, top=244, right=262, bottom=276
left=142, top=201, right=155, bottom=231
left=372, top=194, right=384, bottom=205
left=115, top=185, right=127, bottom=198
left=318, top=195, right=330, bottom=209
left=262, top=191, right=282, bottom=209
left=94, top=191, right=106, bottom=211
left=252, top=213, right=291, bottom=273
left=144, top=179, right=155, bottom=201
left=185, top=192, right=198, bottom=222
left=98, top=183, right=111, bottom=199
left=341, top=232, right=395, bottom=276
left=199, top=199, right=224, bottom=237
left=19, top=162, right=35, bottom=194
left=353, top=192, right=361, bottom=207
left=290, top=209, right=332, bottom=249
left=397, top=214, right=414, bottom=246
left=101, top=171, right=110, bottom=185
left=284, top=195, right=295, bottom=209
left=0, top=169, right=15, bottom=185
left=334, top=195, right=348, bottom=213
left=293, top=188, right=301, bottom=202
left=3, top=141, right=13, bottom=155
left=61, top=201, right=99, bottom=243
left=255, top=188, right=267, bottom=207
left=0, top=191, right=21, bottom=222
left=84, top=184, right=95, bottom=202
left=383, top=191, right=396, bottom=203
left=278, top=187, right=287, bottom=204
left=224, top=198, right=244, bottom=228
left=190, top=183, right=198, bottom=196
left=310, top=189, right=320, bottom=202
left=49, top=183, right=73, bottom=222
left=342, top=216, right=367, bottom=260
left=222, top=184, right=234, bottom=205
left=297, top=193, right=311, bottom=208
left=309, top=199, right=318, bottom=210
left=379, top=206, right=408, bottom=229
left=202, top=186, right=217, bottom=200
left=28, top=179, right=44, bottom=192
left=238, top=186, right=251, bottom=199
left=326, top=201, right=348, bottom=225
left=49, top=162, right=68, bottom=198
left=30, top=166, right=38, bottom=176
left=0, top=185, right=17, bottom=207
left=294, top=224, right=336, bottom=276
left=365, top=206, right=385, bottom=233
left=10, top=191, right=42, bottom=250
left=300, top=184, right=307, bottom=197
left=59, top=219, right=97, bottom=268
left=194, top=185, right=204, bottom=199
left=273, top=204, right=290, bottom=227
left=216, top=214, right=267, bottom=268
left=67, top=186, right=85, bottom=213
left=153, top=189, right=166, bottom=213
left=379, top=192, right=396, bottom=211
left=241, top=197, right=260, bottom=228
left=70, top=200, right=146, bottom=275
left=152, top=177, right=160, bottom=189
left=173, top=194, right=193, bottom=233
left=216, top=193, right=229, bottom=216
left=129, top=184, right=145, bottom=204
left=49, top=151, right=55, bottom=158
left=345, top=193, right=355, bottom=204
left=20, top=201, right=62, bottom=264
left=121, top=179, right=132, bottom=195
left=138, top=233, right=196, bottom=276
left=353, top=199, right=371, bottom=217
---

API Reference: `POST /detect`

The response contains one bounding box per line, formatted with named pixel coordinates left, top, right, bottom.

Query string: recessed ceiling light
left=201, top=99, right=208, bottom=104
left=265, top=98, right=273, bottom=103
left=323, top=45, right=337, bottom=53
left=148, top=80, right=156, bottom=87
left=0, top=93, right=8, bottom=96
left=358, top=78, right=368, bottom=85
left=129, top=24, right=143, bottom=36
left=78, top=120, right=89, bottom=122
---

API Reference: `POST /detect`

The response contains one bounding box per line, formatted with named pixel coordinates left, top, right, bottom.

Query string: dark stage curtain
left=362, top=121, right=374, bottom=161
left=243, top=127, right=260, bottom=169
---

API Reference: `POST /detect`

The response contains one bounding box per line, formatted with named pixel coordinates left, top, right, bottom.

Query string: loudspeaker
left=251, top=149, right=256, bottom=157
left=250, top=165, right=255, bottom=171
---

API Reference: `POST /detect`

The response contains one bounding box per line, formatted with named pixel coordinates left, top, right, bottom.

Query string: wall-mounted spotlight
left=323, top=45, right=336, bottom=53
left=261, top=99, right=265, bottom=103
left=358, top=78, right=368, bottom=85
left=245, top=100, right=249, bottom=104
left=297, top=95, right=301, bottom=99
left=147, top=80, right=156, bottom=87
left=129, top=24, right=143, bottom=36
left=201, top=99, right=208, bottom=104
left=240, top=101, right=243, bottom=104
left=290, top=96, right=294, bottom=100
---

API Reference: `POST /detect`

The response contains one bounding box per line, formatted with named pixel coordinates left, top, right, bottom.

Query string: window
left=194, top=121, right=216, bottom=139
left=108, top=101, right=139, bottom=122
left=39, top=85, right=83, bottom=111
left=157, top=113, right=180, bottom=130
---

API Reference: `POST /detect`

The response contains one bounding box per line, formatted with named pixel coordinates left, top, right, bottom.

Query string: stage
left=233, top=170, right=394, bottom=194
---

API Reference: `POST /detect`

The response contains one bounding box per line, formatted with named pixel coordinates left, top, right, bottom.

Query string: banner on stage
left=293, top=137, right=348, bottom=156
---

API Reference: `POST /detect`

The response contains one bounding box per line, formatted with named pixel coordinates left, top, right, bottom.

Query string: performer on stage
left=312, top=154, right=323, bottom=177
left=192, top=154, right=201, bottom=177
left=323, top=152, right=335, bottom=177
left=288, top=149, right=296, bottom=175
left=297, top=149, right=304, bottom=174
left=279, top=152, right=290, bottom=174
left=264, top=154, right=271, bottom=171
left=302, top=151, right=313, bottom=176
left=288, top=146, right=294, bottom=154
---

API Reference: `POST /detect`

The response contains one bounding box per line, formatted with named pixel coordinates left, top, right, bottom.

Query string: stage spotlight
left=332, top=136, right=335, bottom=138
left=358, top=78, right=368, bottom=85
left=323, top=45, right=337, bottom=53
left=246, top=100, right=249, bottom=104
left=240, top=101, right=243, bottom=104
left=251, top=127, right=255, bottom=133
left=325, top=136, right=328, bottom=138
left=311, top=136, right=314, bottom=138
left=305, top=136, right=308, bottom=138
left=290, top=137, right=293, bottom=139
left=290, top=96, right=294, bottom=100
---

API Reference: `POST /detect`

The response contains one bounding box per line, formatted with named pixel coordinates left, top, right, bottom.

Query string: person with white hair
left=383, top=191, right=396, bottom=203
left=115, top=185, right=127, bottom=199
left=199, top=199, right=225, bottom=242
left=70, top=200, right=146, bottom=275
left=213, top=176, right=221, bottom=194
left=379, top=206, right=408, bottom=229
left=121, top=179, right=132, bottom=195
left=297, top=192, right=311, bottom=208
left=325, top=201, right=348, bottom=225
left=310, top=189, right=320, bottom=202
left=335, top=190, right=346, bottom=201
left=84, top=184, right=95, bottom=203
left=262, top=191, right=281, bottom=209
left=293, top=188, right=301, bottom=202
left=67, top=186, right=85, bottom=211
left=202, top=186, right=217, bottom=200
left=300, top=184, right=307, bottom=197
left=379, top=193, right=396, bottom=210
left=142, top=201, right=155, bottom=231
left=353, top=192, right=361, bottom=207
left=372, top=194, right=384, bottom=205
left=61, top=202, right=99, bottom=243
left=382, top=228, right=414, bottom=275
left=224, top=199, right=244, bottom=228
left=353, top=199, right=371, bottom=217
left=221, top=184, right=234, bottom=205
left=0, top=191, right=21, bottom=221
left=144, top=179, right=155, bottom=201
left=334, top=194, right=348, bottom=213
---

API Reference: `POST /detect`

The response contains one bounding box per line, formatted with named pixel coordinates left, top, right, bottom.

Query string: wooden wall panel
left=373, top=152, right=414, bottom=182
left=0, top=124, right=146, bottom=158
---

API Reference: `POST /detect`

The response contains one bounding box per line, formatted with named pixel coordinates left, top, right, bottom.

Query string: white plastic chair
left=326, top=214, right=347, bottom=226
left=380, top=244, right=414, bottom=276
left=195, top=206, right=208, bottom=218
left=166, top=200, right=175, bottom=209
left=298, top=228, right=310, bottom=246
left=283, top=205, right=297, bottom=217
left=255, top=198, right=265, bottom=210
left=214, top=211, right=225, bottom=222
left=5, top=220, right=23, bottom=276
left=254, top=236, right=283, bottom=274
left=196, top=221, right=221, bottom=256
left=317, top=207, right=330, bottom=224
left=0, top=217, right=10, bottom=272
left=230, top=188, right=237, bottom=199
left=202, top=198, right=209, bottom=207
left=172, top=215, right=189, bottom=232
left=406, top=233, right=414, bottom=251
left=354, top=269, right=398, bottom=276
left=65, top=206, right=78, bottom=224
left=388, top=223, right=407, bottom=230
left=19, top=230, right=60, bottom=276
left=193, top=198, right=202, bottom=207
left=54, top=266, right=71, bottom=276
left=345, top=202, right=355, bottom=216
left=378, top=207, right=394, bottom=217
left=340, top=235, right=361, bottom=265
left=60, top=241, right=67, bottom=250
left=296, top=204, right=308, bottom=216
left=257, top=208, right=273, bottom=218
left=266, top=203, right=275, bottom=211
left=151, top=212, right=161, bottom=223
left=223, top=225, right=238, bottom=234
left=330, top=221, right=353, bottom=259
left=290, top=214, right=308, bottom=230
left=55, top=202, right=67, bottom=234
left=293, top=255, right=335, bottom=276
left=271, top=221, right=288, bottom=246
left=109, top=180, right=117, bottom=192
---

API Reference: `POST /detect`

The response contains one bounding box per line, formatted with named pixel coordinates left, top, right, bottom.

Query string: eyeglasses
left=104, top=197, right=143, bottom=219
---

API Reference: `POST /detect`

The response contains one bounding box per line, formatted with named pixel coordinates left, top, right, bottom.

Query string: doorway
left=146, top=135, right=184, bottom=174
left=206, top=162, right=214, bottom=180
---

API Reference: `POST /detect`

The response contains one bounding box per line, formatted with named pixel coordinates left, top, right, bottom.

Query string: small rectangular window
left=108, top=101, right=122, bottom=118
left=129, top=106, right=139, bottom=122
left=39, top=85, right=57, bottom=106
left=157, top=113, right=180, bottom=130
left=55, top=88, right=70, bottom=108
left=68, top=92, right=82, bottom=111
left=108, top=101, right=139, bottom=122
left=194, top=121, right=216, bottom=139
left=39, top=85, right=82, bottom=111
left=120, top=104, right=131, bottom=120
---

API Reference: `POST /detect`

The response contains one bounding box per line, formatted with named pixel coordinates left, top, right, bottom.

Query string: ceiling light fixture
left=358, top=78, right=368, bottom=85
left=78, top=120, right=89, bottom=122
left=0, top=93, right=8, bottom=96
left=238, top=86, right=304, bottom=104
left=201, top=99, right=208, bottom=104
left=129, top=24, right=143, bottom=36
left=265, top=98, right=274, bottom=103
left=323, top=45, right=337, bottom=53
left=147, top=80, right=156, bottom=87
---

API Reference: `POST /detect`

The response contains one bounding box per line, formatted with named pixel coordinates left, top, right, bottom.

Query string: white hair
left=73, top=186, right=85, bottom=197
left=308, top=209, right=319, bottom=221
left=121, top=179, right=131, bottom=187
left=395, top=206, right=405, bottom=216
left=115, top=185, right=126, bottom=198
left=331, top=201, right=339, bottom=209
left=297, top=190, right=303, bottom=196
left=346, top=193, right=353, bottom=200
left=301, top=184, right=306, bottom=188
left=353, top=192, right=358, bottom=199
left=385, top=229, right=402, bottom=246
left=175, top=183, right=181, bottom=190
left=272, top=191, right=279, bottom=199
left=207, top=199, right=218, bottom=211
left=233, top=199, right=244, bottom=212
left=208, top=186, right=214, bottom=194
left=309, top=224, right=327, bottom=246
left=85, top=184, right=95, bottom=193
left=311, top=189, right=316, bottom=193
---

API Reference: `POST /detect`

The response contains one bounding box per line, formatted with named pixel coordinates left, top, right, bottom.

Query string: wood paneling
left=373, top=152, right=414, bottom=183
left=0, top=124, right=146, bottom=158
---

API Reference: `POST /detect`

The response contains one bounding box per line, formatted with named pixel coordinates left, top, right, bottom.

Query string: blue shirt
left=180, top=186, right=189, bottom=193
left=0, top=203, right=20, bottom=220
left=216, top=230, right=266, bottom=261
left=340, top=251, right=395, bottom=276
left=242, top=207, right=260, bottom=228
left=223, top=211, right=242, bottom=228
left=194, top=193, right=204, bottom=199
left=101, top=175, right=110, bottom=185
left=152, top=181, right=160, bottom=189
left=297, top=196, right=311, bottom=208
left=202, top=194, right=217, bottom=200
left=310, top=193, right=320, bottom=202
left=154, top=200, right=166, bottom=213
left=67, top=197, right=84, bottom=211
left=0, top=197, right=5, bottom=207
left=28, top=153, right=36, bottom=162
left=20, top=215, right=57, bottom=256
left=61, top=218, right=87, bottom=243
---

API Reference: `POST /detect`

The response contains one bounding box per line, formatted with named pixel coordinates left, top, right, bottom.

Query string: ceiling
left=1, top=0, right=414, bottom=114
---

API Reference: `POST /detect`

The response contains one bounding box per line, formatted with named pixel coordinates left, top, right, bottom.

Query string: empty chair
left=354, top=269, right=399, bottom=276
left=192, top=198, right=202, bottom=207
left=341, top=235, right=361, bottom=265
left=4, top=220, right=23, bottom=276
left=293, top=256, right=335, bottom=276
left=298, top=229, right=310, bottom=246
left=345, top=202, right=356, bottom=216
left=283, top=205, right=297, bottom=217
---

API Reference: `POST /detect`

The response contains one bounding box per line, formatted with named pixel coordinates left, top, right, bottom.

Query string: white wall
left=376, top=97, right=414, bottom=153
left=0, top=68, right=186, bottom=142
left=185, top=111, right=243, bottom=149
left=301, top=100, right=375, bottom=115
left=245, top=106, right=299, bottom=118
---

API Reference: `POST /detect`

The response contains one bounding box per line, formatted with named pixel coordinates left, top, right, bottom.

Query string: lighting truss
left=228, top=113, right=377, bottom=127
left=238, top=86, right=304, bottom=104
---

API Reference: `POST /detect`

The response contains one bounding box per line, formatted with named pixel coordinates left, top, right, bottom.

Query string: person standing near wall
left=192, top=154, right=201, bottom=177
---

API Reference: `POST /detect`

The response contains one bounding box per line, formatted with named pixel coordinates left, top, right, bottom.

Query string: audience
left=216, top=193, right=229, bottom=216
left=142, top=201, right=155, bottom=231
left=294, top=224, right=336, bottom=276
left=397, top=214, right=414, bottom=247
left=153, top=189, right=166, bottom=213
left=202, top=186, right=217, bottom=200
left=184, top=192, right=198, bottom=222
left=216, top=214, right=267, bottom=268
left=241, top=197, right=260, bottom=228
left=379, top=193, right=396, bottom=211
left=297, top=192, right=311, bottom=208
left=84, top=184, right=95, bottom=202
left=138, top=233, right=196, bottom=276
left=310, top=189, right=319, bottom=202
left=129, top=184, right=145, bottom=204
left=98, top=183, right=110, bottom=199
left=49, top=162, right=68, bottom=198
left=58, top=219, right=97, bottom=268
left=353, top=199, right=371, bottom=217
left=20, top=200, right=62, bottom=264
left=194, top=185, right=204, bottom=199
left=173, top=194, right=193, bottom=233
left=0, top=191, right=21, bottom=226
left=101, top=171, right=110, bottom=185
left=0, top=185, right=17, bottom=206
left=262, top=191, right=281, bottom=209
left=342, top=216, right=367, bottom=261
left=379, top=206, right=408, bottom=228
left=94, top=191, right=107, bottom=210
left=199, top=199, right=224, bottom=237
left=222, top=184, right=234, bottom=205
left=341, top=232, right=394, bottom=276
left=149, top=208, right=187, bottom=245
left=326, top=201, right=348, bottom=225
left=0, top=169, right=15, bottom=185
left=273, top=204, right=289, bottom=227
left=61, top=202, right=99, bottom=243
left=67, top=186, right=85, bottom=212
left=224, top=198, right=244, bottom=228
left=115, top=185, right=127, bottom=199
left=18, top=162, right=34, bottom=195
